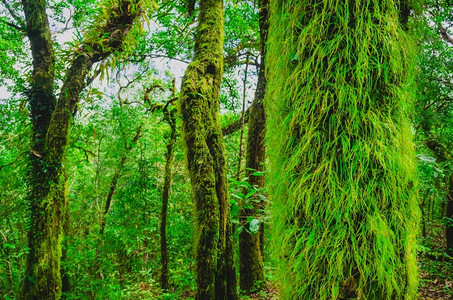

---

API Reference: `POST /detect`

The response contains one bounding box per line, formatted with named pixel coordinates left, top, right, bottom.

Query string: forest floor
left=418, top=255, right=453, bottom=299
left=418, top=227, right=453, bottom=300
left=238, top=256, right=453, bottom=300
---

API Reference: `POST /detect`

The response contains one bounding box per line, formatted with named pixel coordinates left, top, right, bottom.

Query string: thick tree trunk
left=266, top=1, right=418, bottom=299
left=238, top=0, right=268, bottom=294
left=179, top=0, right=237, bottom=299
left=20, top=1, right=144, bottom=298
left=20, top=0, right=60, bottom=298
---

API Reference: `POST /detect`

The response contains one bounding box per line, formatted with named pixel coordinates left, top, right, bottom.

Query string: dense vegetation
left=0, top=0, right=451, bottom=299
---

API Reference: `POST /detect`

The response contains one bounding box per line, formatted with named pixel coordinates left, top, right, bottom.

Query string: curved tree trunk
left=238, top=0, right=268, bottom=294
left=179, top=0, right=237, bottom=299
left=266, top=1, right=418, bottom=299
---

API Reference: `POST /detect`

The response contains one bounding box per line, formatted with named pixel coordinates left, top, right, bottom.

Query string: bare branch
left=0, top=18, right=24, bottom=31
left=51, top=7, right=73, bottom=36
left=0, top=151, right=28, bottom=172
left=439, top=24, right=453, bottom=46
left=222, top=108, right=250, bottom=136
left=1, top=0, right=25, bottom=27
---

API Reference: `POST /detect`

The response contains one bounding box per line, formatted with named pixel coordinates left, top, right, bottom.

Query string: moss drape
left=266, top=1, right=419, bottom=299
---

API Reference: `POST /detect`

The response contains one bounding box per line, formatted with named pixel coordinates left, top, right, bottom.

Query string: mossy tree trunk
left=160, top=105, right=177, bottom=291
left=20, top=1, right=144, bottom=298
left=447, top=173, right=453, bottom=256
left=21, top=0, right=59, bottom=298
left=179, top=0, right=237, bottom=299
left=266, top=1, right=419, bottom=299
left=238, top=0, right=268, bottom=294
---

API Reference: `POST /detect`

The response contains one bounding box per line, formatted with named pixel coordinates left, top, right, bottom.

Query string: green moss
left=21, top=1, right=146, bottom=298
left=179, top=0, right=237, bottom=299
left=266, top=1, right=419, bottom=299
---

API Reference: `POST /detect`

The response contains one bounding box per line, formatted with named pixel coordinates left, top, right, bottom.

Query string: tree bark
left=179, top=0, right=237, bottom=298
left=238, top=0, right=268, bottom=294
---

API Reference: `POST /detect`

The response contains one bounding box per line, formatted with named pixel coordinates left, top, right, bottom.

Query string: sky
left=0, top=3, right=256, bottom=113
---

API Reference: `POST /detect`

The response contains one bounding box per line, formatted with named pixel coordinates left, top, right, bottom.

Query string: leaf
left=3, top=243, right=15, bottom=249
left=251, top=171, right=264, bottom=176
left=249, top=219, right=261, bottom=234
left=245, top=190, right=256, bottom=199
left=416, top=154, right=436, bottom=163
left=231, top=204, right=239, bottom=217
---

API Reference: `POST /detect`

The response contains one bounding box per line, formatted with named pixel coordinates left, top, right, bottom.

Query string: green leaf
left=249, top=219, right=261, bottom=234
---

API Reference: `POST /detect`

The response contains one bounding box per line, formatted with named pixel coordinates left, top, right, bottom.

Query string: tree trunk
left=20, top=0, right=60, bottom=297
left=20, top=1, right=144, bottom=298
left=447, top=173, right=453, bottom=256
left=266, top=1, right=418, bottom=299
left=179, top=0, right=238, bottom=298
left=160, top=101, right=177, bottom=291
left=239, top=0, right=268, bottom=294
left=99, top=127, right=141, bottom=235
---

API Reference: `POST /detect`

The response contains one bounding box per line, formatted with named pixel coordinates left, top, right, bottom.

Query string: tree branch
left=0, top=18, right=25, bottom=32
left=2, top=0, right=25, bottom=27
left=438, top=24, right=453, bottom=46
left=222, top=107, right=250, bottom=136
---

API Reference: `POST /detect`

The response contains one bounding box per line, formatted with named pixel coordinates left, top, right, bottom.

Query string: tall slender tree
left=179, top=0, right=238, bottom=298
left=239, top=0, right=268, bottom=294
left=266, top=1, right=419, bottom=299
left=20, top=0, right=145, bottom=298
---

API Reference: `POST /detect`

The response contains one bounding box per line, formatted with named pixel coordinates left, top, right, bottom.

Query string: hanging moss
left=266, top=1, right=419, bottom=299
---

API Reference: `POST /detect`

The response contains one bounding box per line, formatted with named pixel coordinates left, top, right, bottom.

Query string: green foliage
left=266, top=1, right=419, bottom=299
left=2, top=0, right=453, bottom=298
